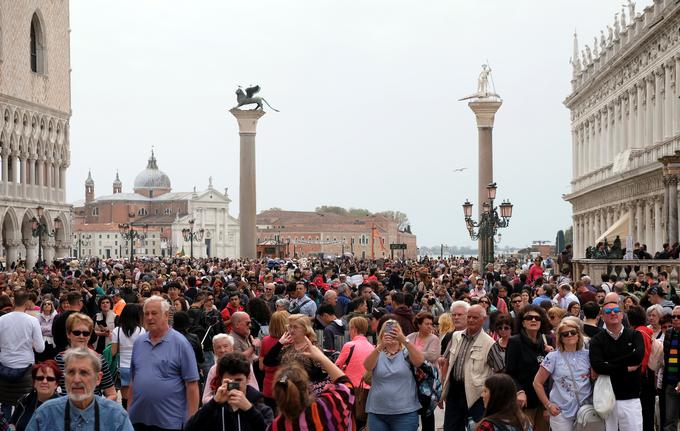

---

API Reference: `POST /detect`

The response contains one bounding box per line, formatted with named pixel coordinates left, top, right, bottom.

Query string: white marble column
left=665, top=60, right=674, bottom=140
left=664, top=176, right=671, bottom=244
left=594, top=210, right=601, bottom=241
left=621, top=95, right=629, bottom=151
left=628, top=202, right=636, bottom=243
left=636, top=82, right=645, bottom=148
left=608, top=104, right=615, bottom=161
left=669, top=175, right=679, bottom=244
left=613, top=99, right=621, bottom=155
left=644, top=198, right=653, bottom=248
left=572, top=130, right=578, bottom=178
left=646, top=75, right=655, bottom=146
left=655, top=195, right=664, bottom=252
left=636, top=200, right=644, bottom=244
left=655, top=68, right=664, bottom=144
left=628, top=90, right=636, bottom=150
left=601, top=109, right=609, bottom=165
left=592, top=118, right=600, bottom=169
left=675, top=56, right=680, bottom=136
left=573, top=215, right=580, bottom=258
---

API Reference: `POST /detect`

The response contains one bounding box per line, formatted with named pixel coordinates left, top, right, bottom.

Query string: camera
left=227, top=381, right=240, bottom=391
left=428, top=298, right=436, bottom=306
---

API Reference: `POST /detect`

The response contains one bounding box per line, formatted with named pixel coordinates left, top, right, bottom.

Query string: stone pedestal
left=468, top=99, right=502, bottom=269
left=230, top=108, right=266, bottom=259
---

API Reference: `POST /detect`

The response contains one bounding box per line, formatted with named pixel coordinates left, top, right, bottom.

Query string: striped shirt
left=663, top=328, right=680, bottom=385
left=451, top=330, right=480, bottom=382
left=270, top=376, right=354, bottom=431
left=55, top=349, right=115, bottom=396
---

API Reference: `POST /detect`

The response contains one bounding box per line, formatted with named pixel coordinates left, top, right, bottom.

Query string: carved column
left=23, top=238, right=38, bottom=270
left=592, top=117, right=600, bottom=169
left=573, top=215, right=580, bottom=258
left=655, top=68, right=664, bottom=144
left=675, top=55, right=680, bottom=136
left=669, top=175, right=679, bottom=244
left=612, top=99, right=621, bottom=155
left=636, top=82, right=645, bottom=148
left=646, top=75, right=655, bottom=145
left=572, top=129, right=578, bottom=179
left=628, top=201, right=637, bottom=244
left=654, top=195, right=664, bottom=252
left=5, top=239, right=19, bottom=268
left=621, top=94, right=629, bottom=151
left=664, top=175, right=671, bottom=244
left=628, top=89, right=636, bottom=150
left=601, top=109, right=609, bottom=165
left=43, top=240, right=55, bottom=266
left=635, top=200, right=644, bottom=244
left=644, top=198, right=653, bottom=248
left=665, top=60, right=674, bottom=140
left=600, top=208, right=607, bottom=238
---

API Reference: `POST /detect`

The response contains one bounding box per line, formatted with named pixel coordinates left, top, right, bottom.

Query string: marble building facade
left=0, top=2, right=73, bottom=268
left=565, top=0, right=680, bottom=258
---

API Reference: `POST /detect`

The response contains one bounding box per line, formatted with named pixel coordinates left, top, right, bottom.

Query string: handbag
left=354, top=377, right=368, bottom=423
left=561, top=352, right=604, bottom=431
left=593, top=375, right=615, bottom=419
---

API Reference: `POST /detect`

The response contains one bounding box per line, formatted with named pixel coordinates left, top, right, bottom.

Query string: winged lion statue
left=233, top=85, right=279, bottom=112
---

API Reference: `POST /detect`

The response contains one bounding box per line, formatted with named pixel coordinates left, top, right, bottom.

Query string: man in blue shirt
left=128, top=296, right=199, bottom=431
left=531, top=284, right=553, bottom=306
left=26, top=347, right=133, bottom=431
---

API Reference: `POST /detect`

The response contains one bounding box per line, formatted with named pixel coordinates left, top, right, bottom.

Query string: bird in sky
left=453, top=167, right=467, bottom=172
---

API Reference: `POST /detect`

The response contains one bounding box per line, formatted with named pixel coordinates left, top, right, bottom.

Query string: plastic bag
left=593, top=375, right=615, bottom=419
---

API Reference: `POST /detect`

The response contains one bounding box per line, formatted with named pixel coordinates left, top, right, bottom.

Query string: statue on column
left=233, top=85, right=280, bottom=112
left=627, top=0, right=636, bottom=20
left=620, top=7, right=627, bottom=28
left=593, top=37, right=599, bottom=57
left=600, top=30, right=607, bottom=50
left=585, top=45, right=593, bottom=64
left=613, top=14, right=620, bottom=36
left=477, top=64, right=492, bottom=95
left=607, top=25, right=614, bottom=43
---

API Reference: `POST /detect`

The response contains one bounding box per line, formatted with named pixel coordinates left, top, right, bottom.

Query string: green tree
left=377, top=210, right=410, bottom=230
left=555, top=230, right=565, bottom=254
left=315, top=206, right=349, bottom=215
left=348, top=208, right=372, bottom=217
left=564, top=226, right=573, bottom=246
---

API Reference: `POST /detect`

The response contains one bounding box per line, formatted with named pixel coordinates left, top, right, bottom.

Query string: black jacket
left=185, top=386, right=272, bottom=431
left=504, top=332, right=547, bottom=409
left=589, top=327, right=645, bottom=400
left=10, top=390, right=59, bottom=431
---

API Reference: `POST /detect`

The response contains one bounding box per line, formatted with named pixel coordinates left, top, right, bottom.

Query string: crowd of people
left=0, top=250, right=678, bottom=431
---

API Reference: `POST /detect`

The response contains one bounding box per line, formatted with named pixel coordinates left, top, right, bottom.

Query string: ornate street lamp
left=181, top=219, right=204, bottom=260
left=73, top=233, right=91, bottom=259
left=462, top=182, right=513, bottom=269
left=31, top=206, right=56, bottom=269
left=118, top=213, right=148, bottom=261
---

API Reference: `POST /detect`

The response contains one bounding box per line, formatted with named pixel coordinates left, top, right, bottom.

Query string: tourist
left=128, top=296, right=200, bottom=431
left=627, top=304, right=656, bottom=431
left=25, top=347, right=133, bottom=431
left=533, top=319, right=591, bottom=431
left=581, top=301, right=602, bottom=338
left=489, top=313, right=513, bottom=372
left=662, top=306, right=680, bottom=431
left=36, top=299, right=57, bottom=362
left=364, top=319, right=424, bottom=431
left=406, top=311, right=439, bottom=431
left=94, top=295, right=116, bottom=353
left=316, top=304, right=345, bottom=350
left=647, top=304, right=665, bottom=340
left=476, top=374, right=533, bottom=431
left=9, top=360, right=61, bottom=431
left=259, top=311, right=289, bottom=411
left=287, top=281, right=316, bottom=318
left=110, top=303, right=145, bottom=409
left=335, top=316, right=373, bottom=387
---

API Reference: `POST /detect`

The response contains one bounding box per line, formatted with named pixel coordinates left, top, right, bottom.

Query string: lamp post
left=73, top=233, right=91, bottom=259
left=463, top=182, right=513, bottom=270
left=118, top=215, right=148, bottom=261
left=31, top=206, right=56, bottom=268
left=181, top=219, right=204, bottom=260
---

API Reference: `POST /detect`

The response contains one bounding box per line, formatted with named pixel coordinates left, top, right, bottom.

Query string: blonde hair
left=438, top=313, right=454, bottom=335
left=66, top=312, right=93, bottom=333
left=349, top=316, right=368, bottom=335
left=289, top=314, right=316, bottom=342
left=378, top=319, right=404, bottom=349
left=548, top=307, right=567, bottom=321
left=269, top=311, right=290, bottom=339
left=556, top=319, right=584, bottom=351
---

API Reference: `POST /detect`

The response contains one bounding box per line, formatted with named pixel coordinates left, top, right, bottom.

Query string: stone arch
left=20, top=208, right=39, bottom=268
left=30, top=10, right=47, bottom=74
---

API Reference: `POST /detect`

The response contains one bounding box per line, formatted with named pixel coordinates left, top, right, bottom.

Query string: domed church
left=72, top=150, right=239, bottom=259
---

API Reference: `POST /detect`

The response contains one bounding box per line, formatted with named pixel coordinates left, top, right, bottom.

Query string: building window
left=92, top=207, right=99, bottom=216
left=98, top=235, right=102, bottom=239
left=138, top=208, right=148, bottom=216
left=106, top=234, right=110, bottom=239
left=30, top=13, right=46, bottom=74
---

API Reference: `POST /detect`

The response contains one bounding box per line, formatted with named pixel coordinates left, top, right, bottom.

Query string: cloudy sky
left=68, top=0, right=646, bottom=249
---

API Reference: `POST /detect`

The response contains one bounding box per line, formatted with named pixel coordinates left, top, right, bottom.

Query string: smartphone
left=384, top=322, right=395, bottom=334
left=227, top=381, right=240, bottom=391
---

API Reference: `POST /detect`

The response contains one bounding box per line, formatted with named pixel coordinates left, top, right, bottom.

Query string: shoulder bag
left=561, top=352, right=604, bottom=431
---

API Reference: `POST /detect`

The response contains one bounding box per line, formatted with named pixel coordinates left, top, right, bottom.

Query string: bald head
left=603, top=292, right=620, bottom=306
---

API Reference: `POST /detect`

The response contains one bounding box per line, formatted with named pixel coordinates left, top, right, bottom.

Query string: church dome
left=134, top=150, right=171, bottom=190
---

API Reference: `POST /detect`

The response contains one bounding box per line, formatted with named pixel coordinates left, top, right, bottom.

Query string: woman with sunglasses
left=54, top=312, right=117, bottom=400
left=489, top=313, right=513, bottom=372
left=9, top=360, right=61, bottom=431
left=505, top=304, right=552, bottom=431
left=532, top=320, right=591, bottom=431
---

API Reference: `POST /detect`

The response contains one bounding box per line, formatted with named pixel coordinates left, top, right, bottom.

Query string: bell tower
left=85, top=170, right=94, bottom=203
left=113, top=171, right=122, bottom=194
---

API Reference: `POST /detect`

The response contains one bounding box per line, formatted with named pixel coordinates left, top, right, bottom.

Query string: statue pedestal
left=230, top=108, right=266, bottom=259
left=468, top=99, right=502, bottom=269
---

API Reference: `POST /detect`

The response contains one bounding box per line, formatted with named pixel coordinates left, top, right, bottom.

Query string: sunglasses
left=671, top=315, right=680, bottom=320
left=34, top=375, right=57, bottom=382
left=603, top=307, right=621, bottom=315
left=512, top=300, right=522, bottom=304
left=70, top=330, right=91, bottom=337
left=498, top=325, right=511, bottom=331
left=560, top=330, right=578, bottom=337
left=523, top=315, right=541, bottom=322
left=479, top=300, right=490, bottom=304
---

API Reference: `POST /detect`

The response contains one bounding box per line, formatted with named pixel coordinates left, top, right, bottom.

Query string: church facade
left=0, top=2, right=73, bottom=268
left=73, top=151, right=239, bottom=259
left=564, top=0, right=680, bottom=257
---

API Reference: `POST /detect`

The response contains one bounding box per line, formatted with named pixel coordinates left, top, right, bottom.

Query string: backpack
left=408, top=355, right=442, bottom=417
left=288, top=298, right=312, bottom=315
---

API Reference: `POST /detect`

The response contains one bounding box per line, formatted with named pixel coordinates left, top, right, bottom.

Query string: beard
left=68, top=386, right=94, bottom=403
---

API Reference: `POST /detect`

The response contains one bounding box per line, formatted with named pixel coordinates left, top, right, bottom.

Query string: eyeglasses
left=671, top=315, right=680, bottom=320
left=498, top=325, right=511, bottom=331
left=560, top=330, right=578, bottom=338
left=34, top=375, right=57, bottom=382
left=70, top=330, right=91, bottom=337
left=603, top=307, right=621, bottom=315
left=523, top=315, right=541, bottom=322
left=512, top=300, right=522, bottom=304
left=479, top=300, right=490, bottom=304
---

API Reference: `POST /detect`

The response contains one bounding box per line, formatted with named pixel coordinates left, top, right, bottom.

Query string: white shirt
left=0, top=310, right=44, bottom=368
left=111, top=326, right=146, bottom=368
left=557, top=292, right=580, bottom=310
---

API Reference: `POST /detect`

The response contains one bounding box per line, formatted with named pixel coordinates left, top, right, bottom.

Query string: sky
left=68, top=0, right=648, bottom=249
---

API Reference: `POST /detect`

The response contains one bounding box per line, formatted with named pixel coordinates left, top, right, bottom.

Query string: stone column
left=467, top=99, right=502, bottom=268
left=669, top=175, right=679, bottom=244
left=664, top=175, right=671, bottom=244
left=5, top=240, right=19, bottom=268
left=628, top=202, right=636, bottom=244
left=637, top=82, right=645, bottom=147
left=572, top=215, right=579, bottom=258
left=655, top=68, right=664, bottom=144
left=635, top=200, right=644, bottom=244
left=600, top=111, right=607, bottom=165
left=612, top=100, right=620, bottom=156
left=230, top=108, right=266, bottom=259
left=675, top=56, right=680, bottom=136
left=593, top=210, right=601, bottom=241
left=654, top=196, right=664, bottom=252
left=621, top=95, right=629, bottom=151
left=572, top=130, right=578, bottom=179
left=43, top=241, right=55, bottom=266
left=600, top=209, right=607, bottom=238
left=23, top=238, right=38, bottom=270
left=665, top=60, right=674, bottom=140
left=645, top=199, right=653, bottom=248
left=646, top=75, right=655, bottom=145
left=579, top=126, right=585, bottom=176
left=628, top=90, right=636, bottom=150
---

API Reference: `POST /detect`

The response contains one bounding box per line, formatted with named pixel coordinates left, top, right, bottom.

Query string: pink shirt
left=334, top=335, right=374, bottom=387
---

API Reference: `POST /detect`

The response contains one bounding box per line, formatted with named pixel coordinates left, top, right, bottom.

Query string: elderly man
left=201, top=334, right=260, bottom=404
left=556, top=283, right=579, bottom=310
left=128, top=296, right=200, bottom=431
left=589, top=292, right=645, bottom=431
left=662, top=306, right=680, bottom=431
left=441, top=304, right=494, bottom=430
left=26, top=347, right=133, bottom=431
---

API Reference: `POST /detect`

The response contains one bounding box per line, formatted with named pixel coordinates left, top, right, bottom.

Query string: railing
left=573, top=258, right=680, bottom=284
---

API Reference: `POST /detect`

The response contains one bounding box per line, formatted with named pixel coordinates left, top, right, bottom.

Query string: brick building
left=256, top=210, right=417, bottom=259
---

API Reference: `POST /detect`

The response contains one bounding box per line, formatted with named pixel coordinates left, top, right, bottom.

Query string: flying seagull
left=453, top=168, right=467, bottom=173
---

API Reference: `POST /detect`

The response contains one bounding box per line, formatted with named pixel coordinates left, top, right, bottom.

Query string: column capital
left=22, top=238, right=37, bottom=247
left=467, top=100, right=503, bottom=128
left=229, top=108, right=266, bottom=134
